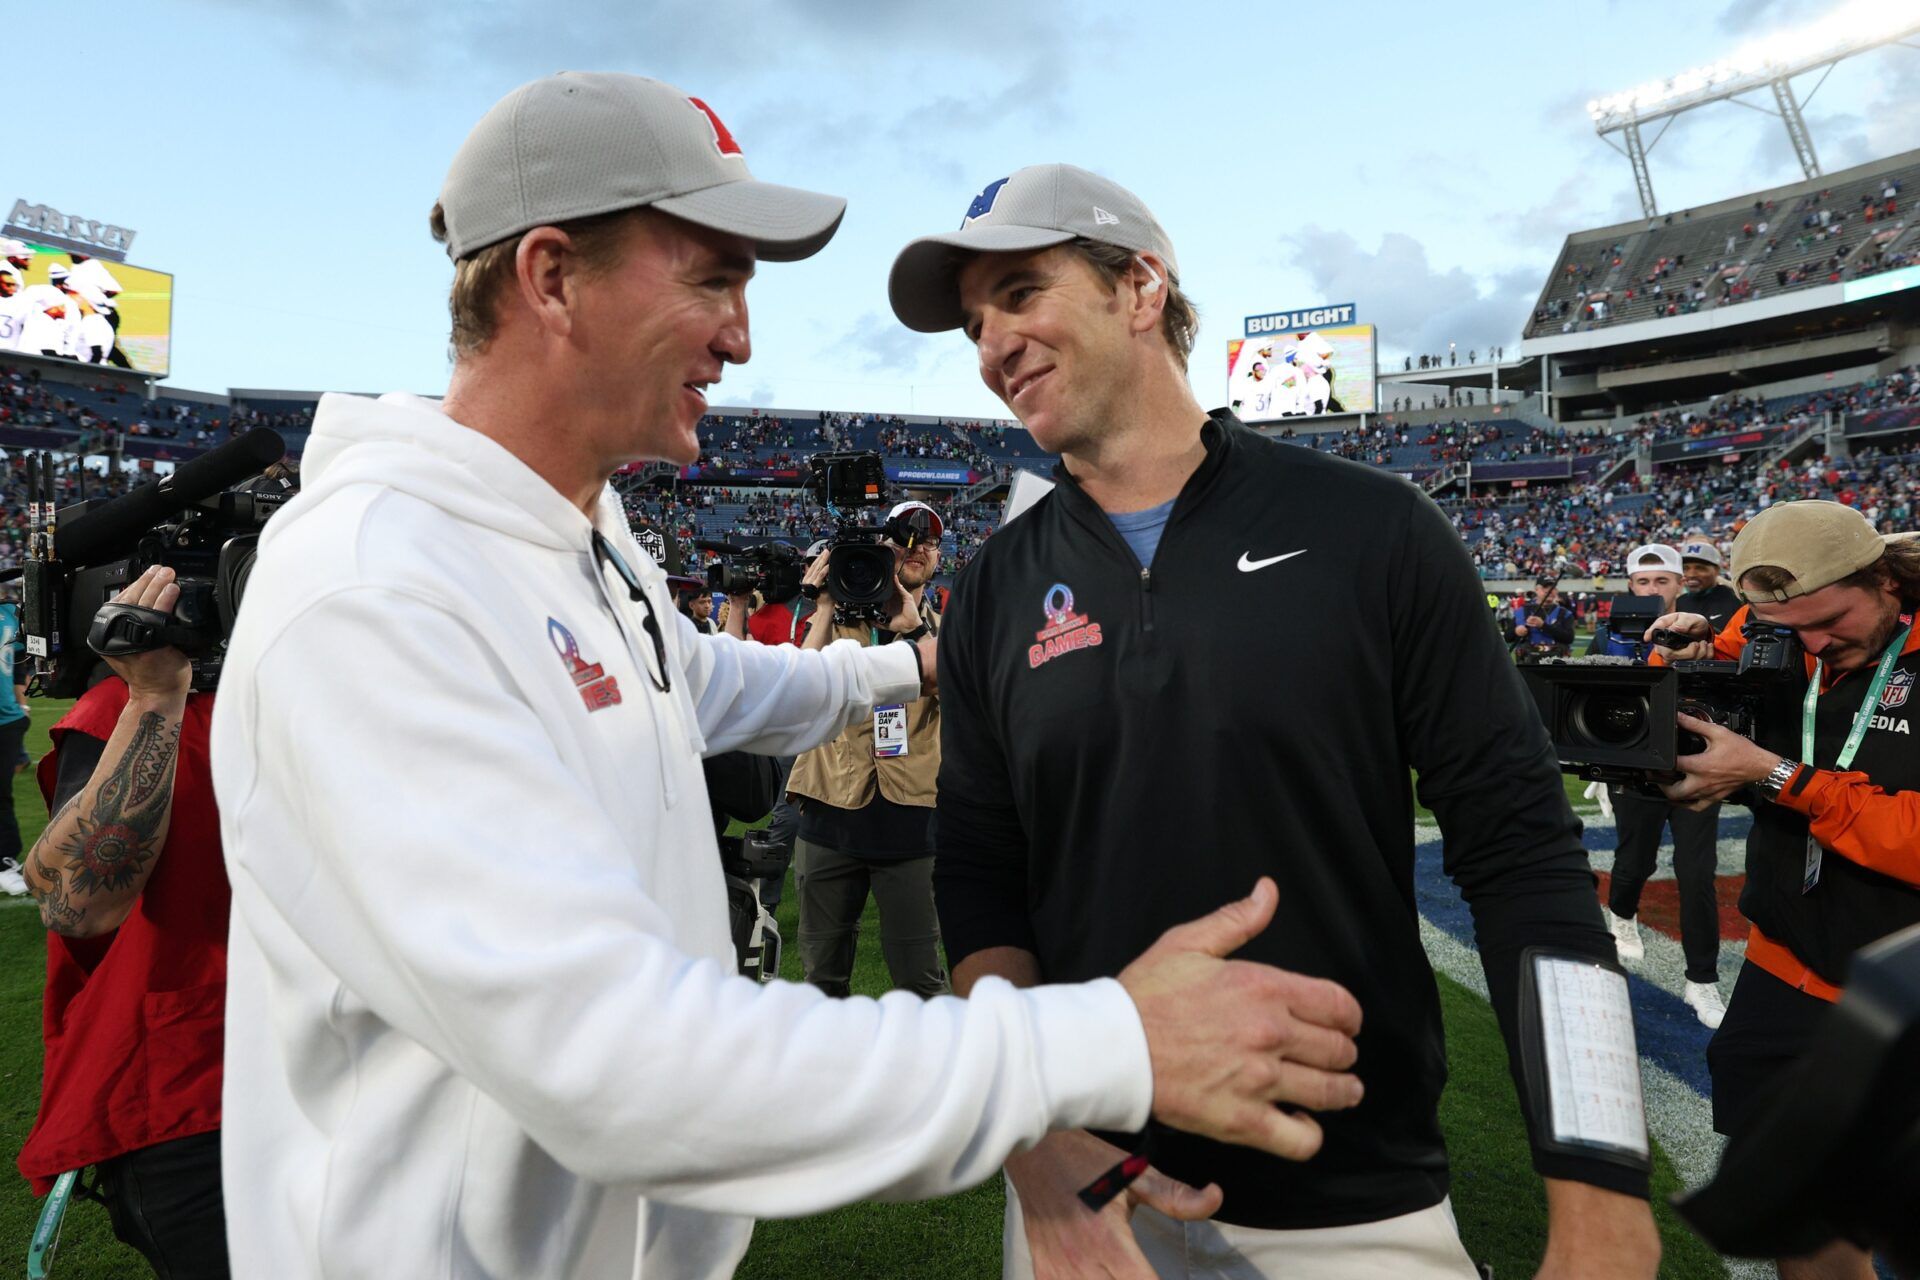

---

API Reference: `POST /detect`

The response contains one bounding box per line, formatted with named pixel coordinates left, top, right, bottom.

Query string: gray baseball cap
left=1678, top=539, right=1723, bottom=567
left=437, top=72, right=846, bottom=263
left=888, top=163, right=1179, bottom=332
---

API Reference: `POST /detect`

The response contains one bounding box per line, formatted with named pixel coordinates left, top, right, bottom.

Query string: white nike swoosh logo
left=1237, top=549, right=1307, bottom=572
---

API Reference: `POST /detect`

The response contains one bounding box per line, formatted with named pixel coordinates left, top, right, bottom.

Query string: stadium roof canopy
left=1587, top=1, right=1920, bottom=218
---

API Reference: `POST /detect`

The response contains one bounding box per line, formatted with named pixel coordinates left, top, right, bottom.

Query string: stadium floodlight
left=1587, top=0, right=1920, bottom=218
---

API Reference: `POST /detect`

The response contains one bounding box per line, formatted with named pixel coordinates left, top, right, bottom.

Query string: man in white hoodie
left=212, top=73, right=1366, bottom=1280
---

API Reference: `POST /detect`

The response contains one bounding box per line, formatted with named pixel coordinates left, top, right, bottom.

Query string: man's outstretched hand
left=1006, top=1130, right=1221, bottom=1280
left=1117, top=877, right=1363, bottom=1161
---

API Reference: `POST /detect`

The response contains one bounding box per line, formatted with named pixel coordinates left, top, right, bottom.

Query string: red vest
left=18, top=681, right=227, bottom=1193
left=746, top=601, right=803, bottom=646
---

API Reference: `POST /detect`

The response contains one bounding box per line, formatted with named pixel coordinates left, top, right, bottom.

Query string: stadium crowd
left=1449, top=446, right=1919, bottom=581
left=10, top=373, right=1919, bottom=593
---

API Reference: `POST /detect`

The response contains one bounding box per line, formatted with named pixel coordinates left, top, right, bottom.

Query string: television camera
left=797, top=450, right=900, bottom=626
left=695, top=539, right=806, bottom=603
left=4, top=429, right=288, bottom=695
left=1521, top=614, right=1803, bottom=792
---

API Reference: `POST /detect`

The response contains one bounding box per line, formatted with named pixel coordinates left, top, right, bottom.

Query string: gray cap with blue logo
left=888, top=163, right=1179, bottom=333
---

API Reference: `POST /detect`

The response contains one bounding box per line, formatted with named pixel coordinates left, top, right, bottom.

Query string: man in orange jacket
left=1651, top=501, right=1920, bottom=1280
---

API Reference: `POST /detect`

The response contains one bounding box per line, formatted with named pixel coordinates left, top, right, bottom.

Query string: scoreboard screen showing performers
left=1226, top=323, right=1377, bottom=422
left=0, top=239, right=174, bottom=377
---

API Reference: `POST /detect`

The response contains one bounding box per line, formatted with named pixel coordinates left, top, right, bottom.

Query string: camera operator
left=1588, top=544, right=1727, bottom=1027
left=0, top=584, right=27, bottom=894
left=1651, top=500, right=1920, bottom=1280
left=786, top=500, right=949, bottom=998
left=1512, top=574, right=1575, bottom=658
left=17, top=565, right=230, bottom=1279
left=723, top=548, right=809, bottom=645
left=1677, top=539, right=1741, bottom=632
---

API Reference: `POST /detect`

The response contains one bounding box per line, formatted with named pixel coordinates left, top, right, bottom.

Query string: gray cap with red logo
left=436, top=72, right=846, bottom=262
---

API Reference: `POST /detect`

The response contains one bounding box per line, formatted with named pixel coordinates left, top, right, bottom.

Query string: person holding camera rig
left=786, top=499, right=950, bottom=998
left=721, top=543, right=810, bottom=645
left=17, top=564, right=231, bottom=1279
left=1512, top=574, right=1576, bottom=658
left=1651, top=500, right=1920, bottom=1280
left=1587, top=543, right=1727, bottom=1028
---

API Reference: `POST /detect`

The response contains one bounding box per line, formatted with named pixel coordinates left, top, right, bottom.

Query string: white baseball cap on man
left=1626, top=543, right=1683, bottom=575
left=887, top=500, right=944, bottom=546
left=888, top=163, right=1178, bottom=333
left=436, top=72, right=846, bottom=263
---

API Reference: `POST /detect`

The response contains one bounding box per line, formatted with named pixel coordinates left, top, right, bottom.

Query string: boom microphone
left=53, top=428, right=286, bottom=565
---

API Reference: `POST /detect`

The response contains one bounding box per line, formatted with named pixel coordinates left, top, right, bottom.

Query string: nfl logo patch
left=1883, top=668, right=1914, bottom=711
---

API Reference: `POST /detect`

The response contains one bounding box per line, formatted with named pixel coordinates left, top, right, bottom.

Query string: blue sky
left=23, top=0, right=1920, bottom=420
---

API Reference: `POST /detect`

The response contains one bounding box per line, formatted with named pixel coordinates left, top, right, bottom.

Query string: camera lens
left=829, top=544, right=892, bottom=607
left=1570, top=691, right=1649, bottom=747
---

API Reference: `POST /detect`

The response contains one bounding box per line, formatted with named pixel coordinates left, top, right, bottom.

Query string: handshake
left=1114, top=877, right=1363, bottom=1160
left=1003, top=877, right=1363, bottom=1275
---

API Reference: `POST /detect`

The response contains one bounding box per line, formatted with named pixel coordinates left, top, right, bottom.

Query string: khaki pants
left=1004, top=1184, right=1481, bottom=1279
left=793, top=839, right=948, bottom=998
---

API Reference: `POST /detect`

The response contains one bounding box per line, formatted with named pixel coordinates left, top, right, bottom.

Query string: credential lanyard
left=1803, top=614, right=1912, bottom=771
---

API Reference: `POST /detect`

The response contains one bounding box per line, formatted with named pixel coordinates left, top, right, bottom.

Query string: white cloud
left=1281, top=228, right=1538, bottom=359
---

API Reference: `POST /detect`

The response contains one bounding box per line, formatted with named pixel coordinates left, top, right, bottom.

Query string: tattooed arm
left=24, top=565, right=193, bottom=938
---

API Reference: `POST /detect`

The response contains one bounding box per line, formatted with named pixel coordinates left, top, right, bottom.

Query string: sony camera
left=805, top=450, right=898, bottom=625
left=1521, top=616, right=1803, bottom=791
left=11, top=430, right=287, bottom=696
left=697, top=539, right=806, bottom=602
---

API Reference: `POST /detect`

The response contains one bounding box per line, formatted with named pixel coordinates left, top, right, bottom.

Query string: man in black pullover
left=889, top=164, right=1659, bottom=1279
left=1677, top=538, right=1742, bottom=632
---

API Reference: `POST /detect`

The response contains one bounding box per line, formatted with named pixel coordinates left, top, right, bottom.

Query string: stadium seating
left=7, top=351, right=1918, bottom=593
left=1527, top=151, right=1920, bottom=337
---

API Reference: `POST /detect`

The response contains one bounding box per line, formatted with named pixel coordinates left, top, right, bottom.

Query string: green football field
left=0, top=696, right=1729, bottom=1277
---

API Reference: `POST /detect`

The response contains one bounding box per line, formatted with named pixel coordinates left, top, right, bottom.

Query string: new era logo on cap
left=1092, top=206, right=1118, bottom=226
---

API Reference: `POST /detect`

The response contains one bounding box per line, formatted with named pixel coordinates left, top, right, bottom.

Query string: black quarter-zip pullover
left=934, top=412, right=1644, bottom=1229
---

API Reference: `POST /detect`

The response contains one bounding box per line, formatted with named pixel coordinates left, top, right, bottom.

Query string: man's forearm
left=952, top=946, right=1042, bottom=997
left=802, top=604, right=836, bottom=650
left=1538, top=1177, right=1659, bottom=1278
left=25, top=693, right=185, bottom=938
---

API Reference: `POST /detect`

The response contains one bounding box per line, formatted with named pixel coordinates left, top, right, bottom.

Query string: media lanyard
left=1802, top=614, right=1913, bottom=771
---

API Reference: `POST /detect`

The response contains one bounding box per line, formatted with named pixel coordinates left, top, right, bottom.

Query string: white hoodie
left=212, top=393, right=1152, bottom=1279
